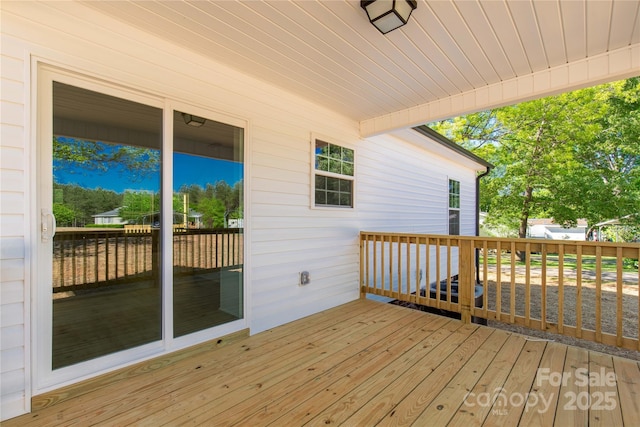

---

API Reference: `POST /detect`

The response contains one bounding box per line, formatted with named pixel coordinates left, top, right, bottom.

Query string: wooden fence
left=360, top=232, right=640, bottom=351
left=53, top=228, right=243, bottom=292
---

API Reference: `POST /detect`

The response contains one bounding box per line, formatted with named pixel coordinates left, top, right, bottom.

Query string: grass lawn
left=480, top=253, right=639, bottom=273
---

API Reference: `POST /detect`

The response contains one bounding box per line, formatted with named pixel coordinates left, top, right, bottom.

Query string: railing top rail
left=360, top=231, right=640, bottom=250
left=55, top=227, right=243, bottom=236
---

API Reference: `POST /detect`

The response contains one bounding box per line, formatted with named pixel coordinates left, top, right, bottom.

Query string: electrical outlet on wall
left=299, top=271, right=310, bottom=286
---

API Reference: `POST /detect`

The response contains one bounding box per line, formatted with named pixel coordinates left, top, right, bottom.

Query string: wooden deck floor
left=7, top=299, right=640, bottom=426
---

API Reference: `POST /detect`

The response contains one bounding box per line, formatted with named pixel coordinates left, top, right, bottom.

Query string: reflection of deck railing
left=53, top=228, right=243, bottom=292
left=360, top=232, right=640, bottom=351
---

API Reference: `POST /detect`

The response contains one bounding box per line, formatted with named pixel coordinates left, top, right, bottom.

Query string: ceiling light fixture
left=361, top=0, right=417, bottom=34
left=182, top=113, right=206, bottom=127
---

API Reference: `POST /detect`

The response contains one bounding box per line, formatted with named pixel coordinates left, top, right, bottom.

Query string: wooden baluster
left=151, top=230, right=159, bottom=286
left=379, top=234, right=384, bottom=295
left=510, top=241, right=516, bottom=324
left=414, top=238, right=420, bottom=304
left=616, top=246, right=623, bottom=347
left=435, top=237, right=441, bottom=309
left=595, top=245, right=602, bottom=343
left=71, top=232, right=77, bottom=286
left=541, top=243, right=547, bottom=331
left=458, top=239, right=473, bottom=324
left=482, top=240, right=488, bottom=320
left=446, top=238, right=452, bottom=305
left=396, top=234, right=401, bottom=301
left=124, top=232, right=129, bottom=277
left=83, top=234, right=88, bottom=286
left=576, top=245, right=583, bottom=339
left=406, top=235, right=411, bottom=302
left=424, top=237, right=430, bottom=305
left=359, top=233, right=364, bottom=296
left=525, top=242, right=531, bottom=327
left=496, top=240, right=502, bottom=319
left=558, top=244, right=564, bottom=335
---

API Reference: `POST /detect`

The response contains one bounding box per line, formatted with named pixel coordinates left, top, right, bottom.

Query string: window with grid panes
left=449, top=179, right=460, bottom=235
left=314, top=139, right=354, bottom=207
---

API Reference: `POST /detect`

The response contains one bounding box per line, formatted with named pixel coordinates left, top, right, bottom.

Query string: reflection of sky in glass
left=54, top=144, right=242, bottom=193
left=173, top=153, right=242, bottom=191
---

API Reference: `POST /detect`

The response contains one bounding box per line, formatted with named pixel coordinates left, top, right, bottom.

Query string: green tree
left=52, top=183, right=122, bottom=226
left=208, top=180, right=243, bottom=222
left=577, top=78, right=640, bottom=228
left=490, top=89, right=602, bottom=240
left=119, top=191, right=159, bottom=224
left=178, top=184, right=205, bottom=207
left=52, top=203, right=76, bottom=227
left=430, top=110, right=504, bottom=150
left=196, top=197, right=226, bottom=228
left=429, top=78, right=640, bottom=248
left=54, top=137, right=159, bottom=180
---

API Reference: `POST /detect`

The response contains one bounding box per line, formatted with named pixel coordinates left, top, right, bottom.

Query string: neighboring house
left=593, top=214, right=640, bottom=242
left=228, top=219, right=243, bottom=229
left=1, top=1, right=637, bottom=421
left=527, top=219, right=588, bottom=241
left=137, top=211, right=205, bottom=227
left=92, top=208, right=126, bottom=226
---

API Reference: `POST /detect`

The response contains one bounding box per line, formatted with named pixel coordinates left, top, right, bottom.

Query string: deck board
left=589, top=352, right=624, bottom=426
left=6, top=299, right=640, bottom=426
left=411, top=328, right=510, bottom=426
left=446, top=333, right=527, bottom=427
left=519, top=341, right=567, bottom=427
left=555, top=344, right=590, bottom=426
left=614, top=356, right=640, bottom=426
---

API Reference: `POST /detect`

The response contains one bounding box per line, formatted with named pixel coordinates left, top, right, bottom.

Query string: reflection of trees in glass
left=52, top=183, right=122, bottom=227
left=179, top=180, right=243, bottom=228
left=51, top=182, right=243, bottom=228
left=53, top=136, right=161, bottom=226
left=52, top=135, right=244, bottom=228
left=196, top=197, right=226, bottom=228
left=53, top=137, right=159, bottom=181
left=52, top=203, right=76, bottom=227
left=315, top=140, right=354, bottom=176
left=120, top=191, right=160, bottom=224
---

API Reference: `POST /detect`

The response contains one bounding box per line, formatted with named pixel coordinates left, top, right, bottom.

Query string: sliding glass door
left=51, top=82, right=163, bottom=369
left=172, top=110, right=244, bottom=337
left=38, top=69, right=244, bottom=388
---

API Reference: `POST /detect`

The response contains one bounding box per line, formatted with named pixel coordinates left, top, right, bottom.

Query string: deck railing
left=53, top=228, right=243, bottom=293
left=360, top=232, right=640, bottom=351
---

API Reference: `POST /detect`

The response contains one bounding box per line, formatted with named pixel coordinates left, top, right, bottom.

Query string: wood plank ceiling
left=81, top=0, right=640, bottom=135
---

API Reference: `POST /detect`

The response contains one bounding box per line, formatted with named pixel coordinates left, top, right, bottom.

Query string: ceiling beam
left=360, top=44, right=640, bottom=138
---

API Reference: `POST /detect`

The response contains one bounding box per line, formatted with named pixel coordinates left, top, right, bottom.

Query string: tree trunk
left=517, top=186, right=534, bottom=261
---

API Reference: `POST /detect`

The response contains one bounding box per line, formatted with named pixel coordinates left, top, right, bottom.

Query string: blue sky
left=54, top=152, right=243, bottom=193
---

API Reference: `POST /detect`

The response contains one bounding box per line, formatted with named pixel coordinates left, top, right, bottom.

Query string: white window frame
left=448, top=178, right=460, bottom=235
left=32, top=64, right=250, bottom=395
left=310, top=134, right=356, bottom=209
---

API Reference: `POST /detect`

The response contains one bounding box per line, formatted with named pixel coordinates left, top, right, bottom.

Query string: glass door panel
left=51, top=82, right=163, bottom=369
left=172, top=111, right=244, bottom=337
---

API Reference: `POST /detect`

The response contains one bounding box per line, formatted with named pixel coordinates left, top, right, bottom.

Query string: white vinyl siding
left=1, top=35, right=29, bottom=419
left=358, top=133, right=478, bottom=236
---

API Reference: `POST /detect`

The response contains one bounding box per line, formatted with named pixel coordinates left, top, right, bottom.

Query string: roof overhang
left=385, top=126, right=492, bottom=172
left=361, top=45, right=639, bottom=136
left=74, top=0, right=640, bottom=136
left=10, top=1, right=638, bottom=136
